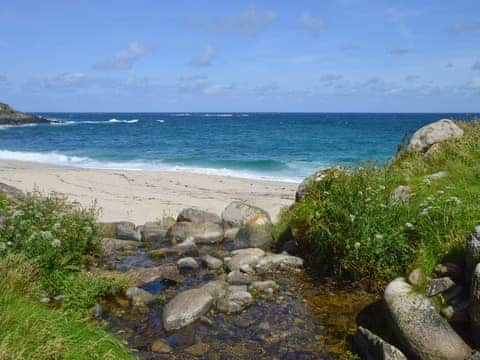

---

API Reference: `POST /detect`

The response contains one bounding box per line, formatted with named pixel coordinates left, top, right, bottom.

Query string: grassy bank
left=0, top=193, right=132, bottom=359
left=274, top=120, right=480, bottom=290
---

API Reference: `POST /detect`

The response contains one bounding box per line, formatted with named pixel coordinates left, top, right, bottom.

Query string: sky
left=1, top=0, right=480, bottom=112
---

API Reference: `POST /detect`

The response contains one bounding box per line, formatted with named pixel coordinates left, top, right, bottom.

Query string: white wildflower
left=358, top=191, right=363, bottom=196
left=51, top=239, right=61, bottom=248
left=349, top=214, right=356, bottom=223
left=354, top=242, right=361, bottom=249
left=375, top=234, right=384, bottom=240
left=0, top=243, right=6, bottom=251
left=380, top=204, right=387, bottom=209
left=12, top=210, right=24, bottom=219
left=437, top=190, right=444, bottom=194
left=379, top=185, right=386, bottom=191
left=40, top=231, right=53, bottom=240
left=448, top=196, right=461, bottom=205
left=420, top=208, right=429, bottom=216
left=7, top=241, right=13, bottom=246
left=405, top=222, right=414, bottom=229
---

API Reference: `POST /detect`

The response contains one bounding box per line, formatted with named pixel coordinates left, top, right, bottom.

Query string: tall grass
left=275, top=121, right=480, bottom=290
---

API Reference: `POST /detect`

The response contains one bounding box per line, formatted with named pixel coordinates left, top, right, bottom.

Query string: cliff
left=0, top=102, right=51, bottom=125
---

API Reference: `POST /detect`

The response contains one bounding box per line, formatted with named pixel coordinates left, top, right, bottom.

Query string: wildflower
left=358, top=191, right=363, bottom=196
left=405, top=222, right=414, bottom=229
left=7, top=241, right=13, bottom=246
left=365, top=198, right=371, bottom=203
left=437, top=190, right=444, bottom=194
left=40, top=231, right=53, bottom=239
left=349, top=214, right=356, bottom=223
left=447, top=196, right=461, bottom=205
left=354, top=242, right=361, bottom=249
left=51, top=239, right=61, bottom=247
left=375, top=234, right=384, bottom=240
left=380, top=204, right=387, bottom=209
left=426, top=196, right=435, bottom=202
left=12, top=210, right=24, bottom=219
left=379, top=185, right=386, bottom=191
left=0, top=243, right=6, bottom=251
left=420, top=208, right=429, bottom=216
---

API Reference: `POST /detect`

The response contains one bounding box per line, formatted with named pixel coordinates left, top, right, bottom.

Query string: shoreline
left=0, top=159, right=297, bottom=224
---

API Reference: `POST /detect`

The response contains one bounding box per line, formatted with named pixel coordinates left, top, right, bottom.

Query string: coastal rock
left=167, top=221, right=224, bottom=244
left=407, top=119, right=463, bottom=152
left=407, top=268, right=424, bottom=286
left=0, top=182, right=24, bottom=199
left=125, top=287, right=156, bottom=306
left=101, top=237, right=139, bottom=256
left=225, top=248, right=265, bottom=272
left=469, top=263, right=480, bottom=346
left=177, top=208, right=221, bottom=224
left=115, top=221, right=142, bottom=241
left=216, top=285, right=253, bottom=314
left=466, top=223, right=480, bottom=283
left=384, top=277, right=471, bottom=359
left=391, top=185, right=411, bottom=204
left=202, top=280, right=228, bottom=300
left=0, top=102, right=51, bottom=125
left=425, top=277, right=455, bottom=297
left=162, top=288, right=214, bottom=331
left=234, top=218, right=273, bottom=250
left=227, top=270, right=253, bottom=285
left=177, top=257, right=199, bottom=271
left=221, top=201, right=271, bottom=240
left=139, top=225, right=167, bottom=242
left=353, top=326, right=407, bottom=360
left=255, top=253, right=304, bottom=274
left=201, top=254, right=223, bottom=270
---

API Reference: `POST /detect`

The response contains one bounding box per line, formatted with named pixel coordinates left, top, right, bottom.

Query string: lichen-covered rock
left=408, top=119, right=463, bottom=152
left=384, top=277, right=471, bottom=359
left=221, top=201, right=271, bottom=240
left=425, top=277, right=455, bottom=297
left=115, top=221, right=141, bottom=241
left=353, top=326, right=407, bottom=360
left=177, top=208, right=221, bottom=224
left=255, top=253, right=303, bottom=274
left=162, top=288, right=214, bottom=331
left=234, top=218, right=273, bottom=250
left=167, top=221, right=224, bottom=244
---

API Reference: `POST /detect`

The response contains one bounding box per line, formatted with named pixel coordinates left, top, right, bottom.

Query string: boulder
left=407, top=119, right=463, bottom=152
left=425, top=277, right=455, bottom=297
left=162, top=287, right=214, bottom=331
left=201, top=254, right=223, bottom=270
left=225, top=248, right=265, bottom=272
left=466, top=224, right=480, bottom=283
left=384, top=278, right=471, bottom=359
left=249, top=280, right=279, bottom=292
left=177, top=208, right=221, bottom=224
left=115, top=221, right=141, bottom=241
left=177, top=257, right=199, bottom=271
left=167, top=221, right=223, bottom=244
left=216, top=285, right=253, bottom=314
left=124, top=264, right=182, bottom=284
left=234, top=219, right=273, bottom=250
left=227, top=270, right=253, bottom=285
left=139, top=225, right=168, bottom=242
left=221, top=201, right=271, bottom=239
left=255, top=253, right=304, bottom=274
left=469, top=263, right=480, bottom=346
left=353, top=326, right=407, bottom=360
left=125, top=287, right=156, bottom=306
left=391, top=185, right=411, bottom=204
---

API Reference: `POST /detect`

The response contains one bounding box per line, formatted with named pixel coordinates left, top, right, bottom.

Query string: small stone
left=53, top=294, right=65, bottom=301
left=40, top=297, right=51, bottom=304
left=391, top=185, right=411, bottom=204
left=264, top=288, right=274, bottom=296
left=200, top=316, right=214, bottom=327
left=177, top=257, right=199, bottom=271
left=408, top=268, right=424, bottom=286
left=201, top=254, right=223, bottom=270
left=216, top=285, right=253, bottom=314
left=249, top=280, right=279, bottom=292
left=185, top=342, right=210, bottom=356
left=227, top=270, right=253, bottom=285
left=425, top=277, right=455, bottom=297
left=125, top=287, right=156, bottom=306
left=151, top=339, right=172, bottom=353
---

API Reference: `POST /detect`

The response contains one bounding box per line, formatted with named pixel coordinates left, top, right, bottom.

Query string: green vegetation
left=0, top=193, right=132, bottom=359
left=274, top=121, right=480, bottom=290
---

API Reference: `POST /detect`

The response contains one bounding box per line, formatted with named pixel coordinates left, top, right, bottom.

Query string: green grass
left=274, top=120, right=480, bottom=291
left=0, top=194, right=132, bottom=358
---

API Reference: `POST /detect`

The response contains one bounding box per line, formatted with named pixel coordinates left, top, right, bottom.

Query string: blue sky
left=1, top=0, right=480, bottom=112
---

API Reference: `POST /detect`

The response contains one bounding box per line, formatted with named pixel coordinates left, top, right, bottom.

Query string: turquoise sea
left=0, top=112, right=478, bottom=182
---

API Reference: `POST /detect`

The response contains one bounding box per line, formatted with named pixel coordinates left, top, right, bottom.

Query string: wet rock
left=101, top=237, right=139, bottom=256
left=425, top=277, right=455, bottom=297
left=249, top=280, right=279, bottom=292
left=256, top=253, right=303, bottom=274
left=167, top=221, right=224, bottom=244
left=115, top=221, right=141, bottom=241
left=470, top=263, right=480, bottom=346
left=227, top=270, right=253, bottom=285
left=353, top=326, right=407, bottom=360
left=435, top=262, right=463, bottom=281
left=407, top=268, right=424, bottom=286
left=221, top=201, right=272, bottom=240
left=407, top=119, right=463, bottom=152
left=466, top=223, right=480, bottom=282
left=185, top=342, right=210, bottom=356
left=177, top=257, right=199, bottom=271
left=202, top=280, right=228, bottom=300
left=201, top=254, right=223, bottom=270
left=226, top=248, right=265, bottom=272
left=391, top=185, right=411, bottom=204
left=125, top=286, right=156, bottom=306
left=125, top=264, right=182, bottom=284
left=162, top=288, right=214, bottom=331
left=151, top=339, right=172, bottom=353
left=150, top=238, right=199, bottom=259
left=177, top=208, right=221, bottom=224
left=384, top=277, right=471, bottom=359
left=234, top=218, right=273, bottom=250
left=217, top=285, right=253, bottom=314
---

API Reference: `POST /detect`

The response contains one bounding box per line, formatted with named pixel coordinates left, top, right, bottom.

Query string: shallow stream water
left=99, top=243, right=378, bottom=359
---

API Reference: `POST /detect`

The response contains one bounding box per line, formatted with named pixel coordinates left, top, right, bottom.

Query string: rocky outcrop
left=353, top=326, right=407, bottom=360
left=0, top=102, right=51, bottom=125
left=384, top=278, right=471, bottom=359
left=234, top=218, right=273, bottom=250
left=221, top=201, right=271, bottom=239
left=407, top=119, right=463, bottom=153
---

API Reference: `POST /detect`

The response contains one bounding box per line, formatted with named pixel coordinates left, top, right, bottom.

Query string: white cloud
left=92, top=42, right=152, bottom=70
left=299, top=12, right=324, bottom=36
left=189, top=44, right=215, bottom=67
left=43, top=73, right=89, bottom=89
left=177, top=76, right=234, bottom=96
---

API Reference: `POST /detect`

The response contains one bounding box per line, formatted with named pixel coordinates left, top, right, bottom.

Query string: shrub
left=275, top=121, right=480, bottom=290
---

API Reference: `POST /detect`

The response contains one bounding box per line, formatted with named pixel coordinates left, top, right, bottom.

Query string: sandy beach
left=0, top=160, right=297, bottom=224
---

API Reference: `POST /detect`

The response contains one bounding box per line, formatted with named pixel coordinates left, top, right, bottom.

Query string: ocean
left=0, top=112, right=478, bottom=183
